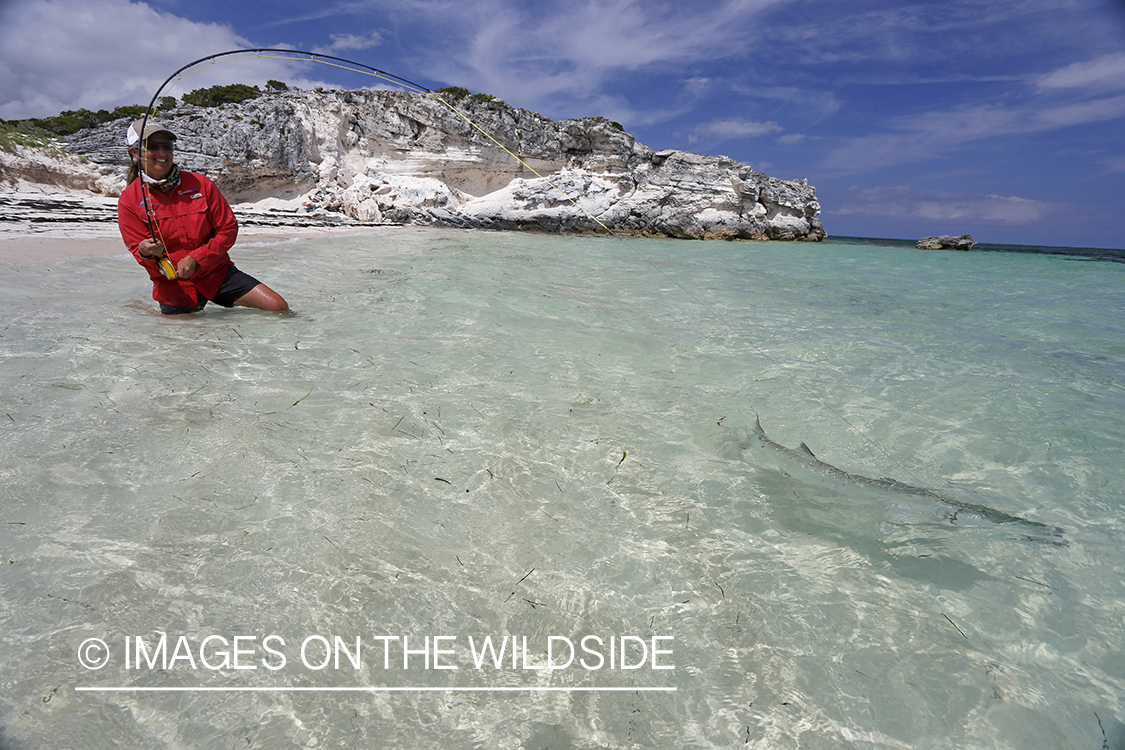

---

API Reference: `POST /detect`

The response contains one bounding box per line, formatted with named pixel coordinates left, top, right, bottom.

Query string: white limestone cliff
left=55, top=88, right=825, bottom=240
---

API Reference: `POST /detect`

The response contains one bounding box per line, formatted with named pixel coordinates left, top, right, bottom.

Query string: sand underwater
left=1, top=227, right=1124, bottom=749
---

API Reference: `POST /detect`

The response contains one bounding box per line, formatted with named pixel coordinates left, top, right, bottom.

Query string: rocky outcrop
left=917, top=234, right=976, bottom=250
left=0, top=142, right=120, bottom=195
left=60, top=89, right=825, bottom=240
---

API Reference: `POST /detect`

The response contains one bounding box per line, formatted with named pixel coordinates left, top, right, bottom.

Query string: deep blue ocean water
left=1, top=229, right=1123, bottom=749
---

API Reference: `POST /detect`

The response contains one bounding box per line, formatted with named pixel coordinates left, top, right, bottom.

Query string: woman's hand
left=176, top=254, right=199, bottom=279
left=137, top=238, right=166, bottom=258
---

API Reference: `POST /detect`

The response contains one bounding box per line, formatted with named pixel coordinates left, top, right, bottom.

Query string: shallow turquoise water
left=1, top=228, right=1123, bottom=749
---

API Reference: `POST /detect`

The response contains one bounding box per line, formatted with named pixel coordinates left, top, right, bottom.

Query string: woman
left=117, top=118, right=289, bottom=315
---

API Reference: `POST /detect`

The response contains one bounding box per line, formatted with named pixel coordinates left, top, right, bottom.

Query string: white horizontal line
left=77, top=686, right=675, bottom=693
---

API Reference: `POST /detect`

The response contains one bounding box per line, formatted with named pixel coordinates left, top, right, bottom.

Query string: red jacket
left=118, top=171, right=238, bottom=307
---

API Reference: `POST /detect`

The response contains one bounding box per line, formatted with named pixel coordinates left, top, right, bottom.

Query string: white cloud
left=0, top=0, right=300, bottom=119
left=689, top=118, right=782, bottom=143
left=1034, top=94, right=1125, bottom=128
left=745, top=0, right=1085, bottom=73
left=313, top=32, right=384, bottom=55
left=684, top=77, right=714, bottom=90
left=1038, top=52, right=1125, bottom=92
left=732, top=84, right=841, bottom=118
left=834, top=186, right=1056, bottom=226
left=823, top=93, right=1125, bottom=173
left=977, top=194, right=1050, bottom=223
left=414, top=0, right=791, bottom=113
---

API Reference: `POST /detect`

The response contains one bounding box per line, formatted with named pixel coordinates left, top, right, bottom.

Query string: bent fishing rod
left=134, top=47, right=616, bottom=254
left=134, top=49, right=431, bottom=262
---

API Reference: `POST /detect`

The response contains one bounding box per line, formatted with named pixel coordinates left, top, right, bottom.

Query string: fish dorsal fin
left=798, top=442, right=816, bottom=458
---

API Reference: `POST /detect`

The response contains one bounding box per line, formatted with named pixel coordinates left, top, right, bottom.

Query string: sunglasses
left=144, top=141, right=175, bottom=153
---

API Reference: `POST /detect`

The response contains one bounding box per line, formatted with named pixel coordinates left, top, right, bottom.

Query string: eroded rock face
left=61, top=89, right=825, bottom=240
left=917, top=234, right=976, bottom=250
left=0, top=143, right=120, bottom=195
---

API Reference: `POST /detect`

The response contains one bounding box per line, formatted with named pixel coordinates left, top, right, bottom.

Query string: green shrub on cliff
left=585, top=116, right=625, bottom=132
left=0, top=104, right=149, bottom=139
left=434, top=86, right=472, bottom=99
left=182, top=84, right=262, bottom=108
left=0, top=120, right=56, bottom=151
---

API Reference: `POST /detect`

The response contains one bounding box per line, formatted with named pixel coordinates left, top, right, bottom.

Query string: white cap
left=126, top=118, right=177, bottom=146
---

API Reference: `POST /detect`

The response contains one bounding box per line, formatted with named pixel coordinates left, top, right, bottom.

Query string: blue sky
left=2, top=0, right=1124, bottom=248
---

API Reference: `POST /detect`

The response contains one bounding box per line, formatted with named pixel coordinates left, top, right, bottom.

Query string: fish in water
left=751, top=415, right=1065, bottom=542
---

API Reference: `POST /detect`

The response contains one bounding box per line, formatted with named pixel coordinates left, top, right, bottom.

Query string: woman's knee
left=235, top=284, right=289, bottom=313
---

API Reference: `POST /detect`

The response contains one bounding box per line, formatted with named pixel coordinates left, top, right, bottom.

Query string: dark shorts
left=159, top=265, right=262, bottom=315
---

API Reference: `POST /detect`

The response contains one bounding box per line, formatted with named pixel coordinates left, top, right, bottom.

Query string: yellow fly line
left=149, top=49, right=617, bottom=236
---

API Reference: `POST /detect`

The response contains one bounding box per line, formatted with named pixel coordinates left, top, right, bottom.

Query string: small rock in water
left=916, top=234, right=976, bottom=250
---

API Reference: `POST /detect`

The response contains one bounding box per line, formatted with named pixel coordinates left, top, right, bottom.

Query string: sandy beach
left=0, top=189, right=395, bottom=271
left=0, top=224, right=388, bottom=270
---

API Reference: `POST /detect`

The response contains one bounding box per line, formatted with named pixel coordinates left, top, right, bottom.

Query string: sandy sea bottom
left=1, top=228, right=1123, bottom=749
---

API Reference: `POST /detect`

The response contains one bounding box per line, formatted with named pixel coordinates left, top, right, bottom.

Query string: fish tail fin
left=753, top=413, right=765, bottom=436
